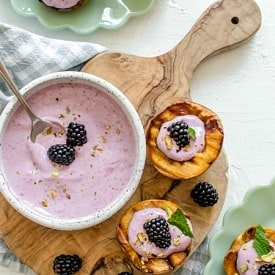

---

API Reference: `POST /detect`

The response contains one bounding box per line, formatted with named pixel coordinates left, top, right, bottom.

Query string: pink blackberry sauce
left=128, top=208, right=192, bottom=258
left=237, top=240, right=275, bottom=274
left=40, top=0, right=81, bottom=9
left=1, top=82, right=136, bottom=220
left=156, top=115, right=205, bottom=162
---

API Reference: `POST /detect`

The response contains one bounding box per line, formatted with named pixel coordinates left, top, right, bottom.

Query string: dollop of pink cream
left=237, top=240, right=275, bottom=274
left=41, top=0, right=81, bottom=9
left=128, top=208, right=192, bottom=258
left=156, top=115, right=205, bottom=162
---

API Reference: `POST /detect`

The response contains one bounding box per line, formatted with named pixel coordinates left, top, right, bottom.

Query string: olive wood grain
left=0, top=0, right=261, bottom=274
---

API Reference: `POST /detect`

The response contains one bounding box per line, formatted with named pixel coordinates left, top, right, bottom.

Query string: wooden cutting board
left=0, top=0, right=261, bottom=274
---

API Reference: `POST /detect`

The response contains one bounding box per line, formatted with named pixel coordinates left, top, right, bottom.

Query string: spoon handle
left=0, top=59, right=37, bottom=121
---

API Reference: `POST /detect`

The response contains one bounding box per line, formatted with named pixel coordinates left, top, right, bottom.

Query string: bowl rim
left=0, top=71, right=146, bottom=230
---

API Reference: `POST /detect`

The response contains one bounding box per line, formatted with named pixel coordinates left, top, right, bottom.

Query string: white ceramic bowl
left=0, top=71, right=146, bottom=230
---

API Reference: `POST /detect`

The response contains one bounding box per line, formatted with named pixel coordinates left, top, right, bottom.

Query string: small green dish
left=203, top=177, right=275, bottom=275
left=10, top=0, right=155, bottom=34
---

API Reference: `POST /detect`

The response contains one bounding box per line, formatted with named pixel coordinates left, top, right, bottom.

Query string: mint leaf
left=167, top=208, right=194, bottom=238
left=188, top=127, right=196, bottom=140
left=253, top=224, right=270, bottom=256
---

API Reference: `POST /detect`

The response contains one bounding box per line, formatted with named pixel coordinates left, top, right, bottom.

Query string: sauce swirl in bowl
left=0, top=72, right=146, bottom=230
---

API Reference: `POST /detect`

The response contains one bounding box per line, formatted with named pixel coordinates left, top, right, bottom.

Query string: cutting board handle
left=169, top=0, right=261, bottom=80
left=82, top=0, right=262, bottom=124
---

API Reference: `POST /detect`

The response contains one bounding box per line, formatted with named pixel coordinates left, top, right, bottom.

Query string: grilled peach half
left=146, top=101, right=224, bottom=179
left=116, top=199, right=192, bottom=274
left=224, top=226, right=275, bottom=274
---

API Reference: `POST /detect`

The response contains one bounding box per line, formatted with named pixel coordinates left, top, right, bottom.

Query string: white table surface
left=1, top=0, right=275, bottom=274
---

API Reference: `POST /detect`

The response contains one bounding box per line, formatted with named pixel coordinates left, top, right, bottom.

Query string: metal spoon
left=0, top=59, right=51, bottom=143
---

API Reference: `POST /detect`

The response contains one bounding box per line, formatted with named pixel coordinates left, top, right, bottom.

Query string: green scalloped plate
left=203, top=177, right=275, bottom=275
left=10, top=0, right=155, bottom=34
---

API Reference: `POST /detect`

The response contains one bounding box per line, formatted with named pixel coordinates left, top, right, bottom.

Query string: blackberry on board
left=53, top=254, right=82, bottom=275
left=66, top=122, right=87, bottom=147
left=143, top=216, right=171, bottom=249
left=47, top=144, right=75, bottom=166
left=258, top=263, right=275, bottom=275
left=190, top=182, right=219, bottom=207
left=167, top=120, right=190, bottom=150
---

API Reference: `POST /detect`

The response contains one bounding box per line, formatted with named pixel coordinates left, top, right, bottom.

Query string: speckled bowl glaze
left=0, top=71, right=146, bottom=230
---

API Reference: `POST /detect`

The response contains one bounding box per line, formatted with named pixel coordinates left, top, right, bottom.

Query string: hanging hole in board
left=231, top=16, right=239, bottom=24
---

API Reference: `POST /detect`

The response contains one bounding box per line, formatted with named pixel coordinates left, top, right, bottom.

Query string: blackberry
left=66, top=122, right=87, bottom=147
left=258, top=263, right=275, bottom=275
left=143, top=216, right=171, bottom=249
left=118, top=273, right=133, bottom=275
left=48, top=144, right=75, bottom=165
left=53, top=254, right=82, bottom=275
left=167, top=120, right=190, bottom=150
left=190, top=182, right=219, bottom=207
